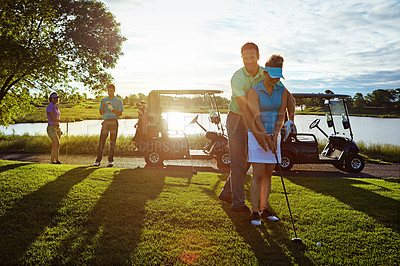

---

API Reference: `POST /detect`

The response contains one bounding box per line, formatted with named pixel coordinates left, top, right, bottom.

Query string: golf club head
left=292, top=238, right=303, bottom=243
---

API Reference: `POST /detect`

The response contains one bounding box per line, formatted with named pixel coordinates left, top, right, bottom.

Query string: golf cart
left=278, top=93, right=365, bottom=173
left=132, top=90, right=230, bottom=169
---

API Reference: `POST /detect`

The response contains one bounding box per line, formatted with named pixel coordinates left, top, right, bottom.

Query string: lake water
left=1, top=114, right=399, bottom=145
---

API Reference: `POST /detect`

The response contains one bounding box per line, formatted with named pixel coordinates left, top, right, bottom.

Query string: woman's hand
left=254, top=131, right=270, bottom=152
left=265, top=134, right=276, bottom=152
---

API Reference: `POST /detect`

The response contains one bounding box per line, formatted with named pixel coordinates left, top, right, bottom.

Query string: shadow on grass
left=0, top=166, right=96, bottom=264
left=202, top=176, right=313, bottom=265
left=277, top=169, right=378, bottom=179
left=0, top=162, right=32, bottom=173
left=144, top=164, right=228, bottom=174
left=284, top=171, right=400, bottom=234
left=53, top=168, right=167, bottom=265
left=384, top=177, right=400, bottom=183
left=0, top=154, right=44, bottom=164
left=220, top=204, right=313, bottom=265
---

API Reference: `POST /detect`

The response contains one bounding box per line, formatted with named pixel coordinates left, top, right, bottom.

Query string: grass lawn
left=0, top=160, right=399, bottom=265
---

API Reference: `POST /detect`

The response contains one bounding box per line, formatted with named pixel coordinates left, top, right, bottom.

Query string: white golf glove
left=107, top=103, right=114, bottom=111
left=283, top=120, right=296, bottom=141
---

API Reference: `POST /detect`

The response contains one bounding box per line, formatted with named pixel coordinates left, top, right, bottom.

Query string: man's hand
left=253, top=132, right=269, bottom=152
left=253, top=132, right=274, bottom=152
left=102, top=102, right=106, bottom=109
left=266, top=134, right=276, bottom=152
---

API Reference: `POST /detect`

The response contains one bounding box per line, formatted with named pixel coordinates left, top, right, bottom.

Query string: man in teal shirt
left=219, top=43, right=294, bottom=213
left=93, top=84, right=124, bottom=167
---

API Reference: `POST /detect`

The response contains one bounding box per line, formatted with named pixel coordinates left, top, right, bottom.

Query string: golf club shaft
left=274, top=152, right=298, bottom=239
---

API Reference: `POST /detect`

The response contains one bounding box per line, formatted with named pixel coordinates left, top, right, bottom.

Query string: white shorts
left=248, top=132, right=281, bottom=164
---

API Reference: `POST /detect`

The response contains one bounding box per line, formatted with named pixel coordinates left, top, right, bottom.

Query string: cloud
left=101, top=0, right=400, bottom=97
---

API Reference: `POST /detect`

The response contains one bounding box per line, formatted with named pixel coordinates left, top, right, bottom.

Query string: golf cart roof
left=150, top=89, right=223, bottom=95
left=292, top=93, right=351, bottom=99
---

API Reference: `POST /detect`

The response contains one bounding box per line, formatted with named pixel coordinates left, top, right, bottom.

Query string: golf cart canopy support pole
left=326, top=99, right=337, bottom=135
left=343, top=98, right=354, bottom=140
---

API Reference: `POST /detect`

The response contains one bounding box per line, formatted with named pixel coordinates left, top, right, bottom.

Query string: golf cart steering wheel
left=189, top=115, right=199, bottom=125
left=309, top=118, right=321, bottom=129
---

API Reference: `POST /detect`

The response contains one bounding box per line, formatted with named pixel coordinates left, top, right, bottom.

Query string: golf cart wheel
left=345, top=154, right=365, bottom=173
left=144, top=151, right=164, bottom=166
left=276, top=151, right=294, bottom=171
left=216, top=152, right=230, bottom=169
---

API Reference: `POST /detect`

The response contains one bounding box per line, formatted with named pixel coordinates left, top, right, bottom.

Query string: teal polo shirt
left=229, top=66, right=284, bottom=114
left=99, top=96, right=124, bottom=119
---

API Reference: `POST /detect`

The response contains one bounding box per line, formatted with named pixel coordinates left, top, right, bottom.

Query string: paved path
left=0, top=153, right=399, bottom=178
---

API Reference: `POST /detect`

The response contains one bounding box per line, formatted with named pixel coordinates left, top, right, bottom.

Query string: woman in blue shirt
left=247, top=54, right=289, bottom=225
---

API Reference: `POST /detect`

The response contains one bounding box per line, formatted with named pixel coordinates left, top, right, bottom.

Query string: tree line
left=120, top=94, right=230, bottom=109
left=31, top=88, right=400, bottom=112
left=298, top=89, right=400, bottom=111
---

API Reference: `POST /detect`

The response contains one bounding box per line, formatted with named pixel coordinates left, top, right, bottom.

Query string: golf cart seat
left=321, top=135, right=354, bottom=159
left=166, top=130, right=186, bottom=139
left=329, top=135, right=348, bottom=149
left=285, top=133, right=317, bottom=145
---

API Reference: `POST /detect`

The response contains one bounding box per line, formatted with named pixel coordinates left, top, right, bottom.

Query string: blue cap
left=264, top=67, right=284, bottom=79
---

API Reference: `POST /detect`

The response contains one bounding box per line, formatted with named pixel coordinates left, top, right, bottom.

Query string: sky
left=101, top=0, right=400, bottom=98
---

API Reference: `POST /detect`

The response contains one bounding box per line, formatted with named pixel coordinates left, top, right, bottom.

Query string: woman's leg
left=260, top=163, right=275, bottom=211
left=250, top=163, right=265, bottom=212
left=50, top=137, right=55, bottom=162
left=51, top=136, right=60, bottom=162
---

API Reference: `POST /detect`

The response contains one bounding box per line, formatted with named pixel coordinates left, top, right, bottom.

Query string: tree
left=353, top=92, right=365, bottom=112
left=325, top=89, right=334, bottom=94
left=394, top=88, right=400, bottom=110
left=0, top=0, right=126, bottom=125
left=366, top=89, right=394, bottom=110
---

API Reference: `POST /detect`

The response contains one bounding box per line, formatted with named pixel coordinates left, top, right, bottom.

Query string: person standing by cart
left=46, top=91, right=68, bottom=164
left=93, top=84, right=123, bottom=167
left=218, top=43, right=295, bottom=213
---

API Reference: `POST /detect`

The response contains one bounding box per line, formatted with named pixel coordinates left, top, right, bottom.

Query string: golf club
left=274, top=151, right=302, bottom=243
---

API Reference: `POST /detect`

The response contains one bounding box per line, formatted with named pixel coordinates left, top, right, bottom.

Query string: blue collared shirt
left=99, top=96, right=124, bottom=119
left=251, top=81, right=285, bottom=134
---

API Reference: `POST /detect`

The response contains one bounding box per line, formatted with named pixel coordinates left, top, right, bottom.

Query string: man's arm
left=275, top=89, right=288, bottom=137
left=113, top=110, right=123, bottom=117
left=286, top=91, right=295, bottom=121
left=269, top=89, right=288, bottom=153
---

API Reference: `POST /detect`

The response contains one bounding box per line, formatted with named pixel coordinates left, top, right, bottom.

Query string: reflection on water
left=0, top=113, right=399, bottom=145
